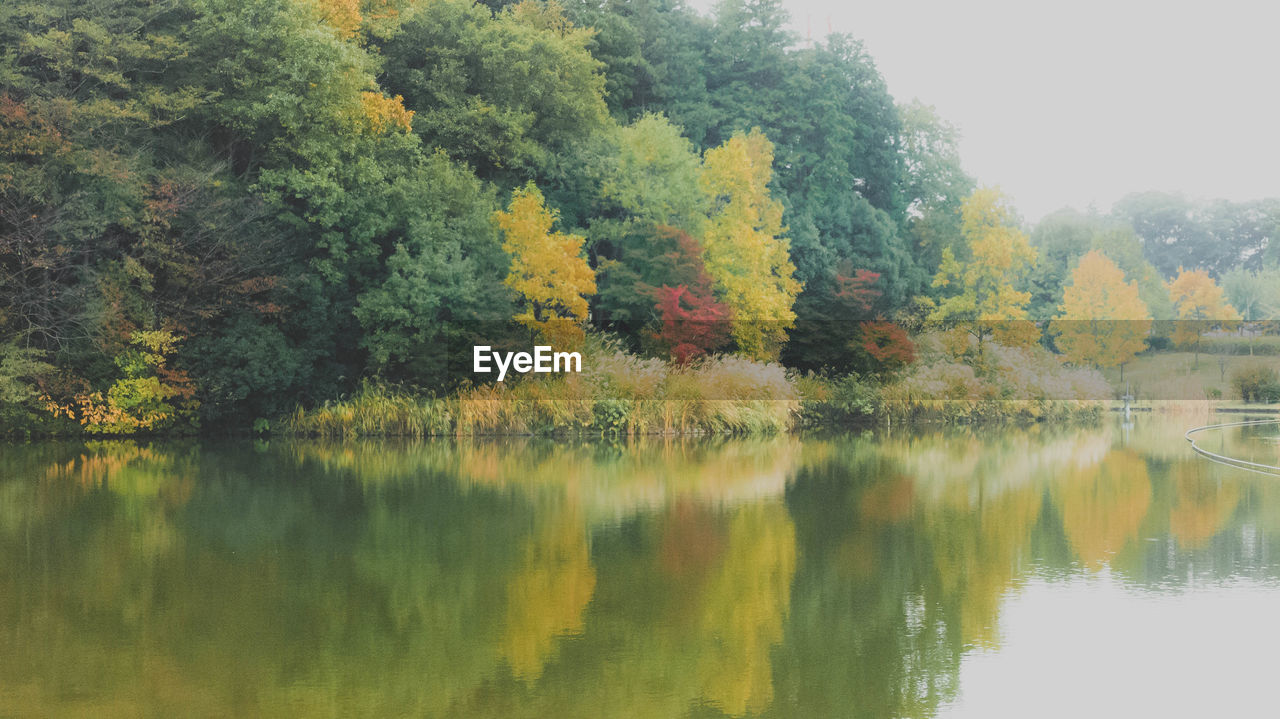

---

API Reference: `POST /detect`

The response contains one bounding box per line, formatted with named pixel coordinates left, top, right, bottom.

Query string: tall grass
left=878, top=337, right=1109, bottom=423
left=284, top=351, right=800, bottom=438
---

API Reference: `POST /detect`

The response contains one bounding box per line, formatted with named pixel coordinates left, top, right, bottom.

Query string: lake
left=3, top=412, right=1279, bottom=717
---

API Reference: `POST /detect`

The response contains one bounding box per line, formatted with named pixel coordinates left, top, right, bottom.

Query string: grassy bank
left=1101, top=351, right=1280, bottom=402
left=284, top=353, right=801, bottom=437
left=283, top=338, right=1115, bottom=438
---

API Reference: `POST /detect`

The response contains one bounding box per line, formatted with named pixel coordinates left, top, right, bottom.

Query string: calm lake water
left=4, top=412, right=1280, bottom=717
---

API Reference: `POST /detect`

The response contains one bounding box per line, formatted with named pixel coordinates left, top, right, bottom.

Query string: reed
left=283, top=351, right=800, bottom=437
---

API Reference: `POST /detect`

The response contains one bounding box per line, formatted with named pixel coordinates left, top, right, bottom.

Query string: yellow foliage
left=42, top=330, right=197, bottom=434
left=357, top=92, right=414, bottom=134
left=499, top=511, right=597, bottom=680
left=1053, top=449, right=1151, bottom=568
left=930, top=188, right=1038, bottom=351
left=1051, top=249, right=1151, bottom=367
left=300, top=0, right=363, bottom=38
left=494, top=184, right=596, bottom=347
left=1168, top=267, right=1240, bottom=349
left=699, top=129, right=800, bottom=361
left=694, top=503, right=795, bottom=716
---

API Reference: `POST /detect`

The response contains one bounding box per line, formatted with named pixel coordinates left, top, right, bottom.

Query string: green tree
left=379, top=0, right=609, bottom=184
left=353, top=151, right=512, bottom=384
left=898, top=100, right=975, bottom=287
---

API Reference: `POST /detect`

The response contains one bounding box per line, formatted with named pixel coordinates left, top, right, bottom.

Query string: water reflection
left=2, top=417, right=1279, bottom=717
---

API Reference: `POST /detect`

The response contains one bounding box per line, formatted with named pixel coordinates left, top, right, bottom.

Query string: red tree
left=860, top=321, right=916, bottom=369
left=646, top=230, right=731, bottom=363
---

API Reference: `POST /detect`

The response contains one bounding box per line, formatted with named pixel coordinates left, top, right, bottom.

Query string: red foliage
left=654, top=284, right=731, bottom=364
left=860, top=321, right=915, bottom=368
left=835, top=266, right=881, bottom=315
left=646, top=228, right=731, bottom=363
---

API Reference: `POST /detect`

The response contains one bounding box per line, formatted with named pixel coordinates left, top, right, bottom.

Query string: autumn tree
left=859, top=321, right=916, bottom=371
left=929, top=188, right=1039, bottom=353
left=699, top=129, right=800, bottom=360
left=591, top=115, right=707, bottom=336
left=1050, top=250, right=1151, bottom=374
left=494, top=184, right=596, bottom=347
left=1167, top=268, right=1240, bottom=368
left=648, top=230, right=731, bottom=363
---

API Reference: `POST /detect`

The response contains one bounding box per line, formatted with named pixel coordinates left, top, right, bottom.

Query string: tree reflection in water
left=0, top=418, right=1276, bottom=717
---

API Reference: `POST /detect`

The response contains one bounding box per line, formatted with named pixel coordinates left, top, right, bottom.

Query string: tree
left=930, top=188, right=1039, bottom=352
left=1113, top=193, right=1280, bottom=278
left=898, top=100, right=975, bottom=287
left=653, top=285, right=732, bottom=364
left=1025, top=209, right=1102, bottom=320
left=596, top=113, right=707, bottom=232
left=648, top=228, right=731, bottom=363
left=588, top=114, right=708, bottom=335
left=699, top=129, right=800, bottom=360
left=859, top=321, right=916, bottom=371
left=1222, top=268, right=1280, bottom=355
left=379, top=0, right=609, bottom=184
left=1168, top=268, right=1240, bottom=368
left=1050, top=250, right=1151, bottom=372
left=353, top=151, right=513, bottom=384
left=494, top=184, right=596, bottom=347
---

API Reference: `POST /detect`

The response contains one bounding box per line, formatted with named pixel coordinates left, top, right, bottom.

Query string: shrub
left=1230, top=363, right=1280, bottom=402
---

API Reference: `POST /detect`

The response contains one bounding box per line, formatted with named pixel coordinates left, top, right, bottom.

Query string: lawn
left=1100, top=351, right=1280, bottom=402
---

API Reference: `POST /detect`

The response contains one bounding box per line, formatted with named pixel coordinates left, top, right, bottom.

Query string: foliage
left=0, top=341, right=52, bottom=405
left=1167, top=268, right=1241, bottom=358
left=1221, top=268, right=1280, bottom=347
left=1114, top=192, right=1280, bottom=278
left=1230, top=363, right=1280, bottom=403
left=379, top=0, right=608, bottom=183
left=699, top=129, right=800, bottom=360
left=1051, top=250, right=1151, bottom=368
left=352, top=150, right=512, bottom=384
left=930, top=188, right=1039, bottom=351
left=495, top=184, right=596, bottom=347
left=653, top=284, right=732, bottom=365
left=859, top=321, right=916, bottom=370
left=44, top=330, right=198, bottom=434
left=8, top=0, right=1273, bottom=434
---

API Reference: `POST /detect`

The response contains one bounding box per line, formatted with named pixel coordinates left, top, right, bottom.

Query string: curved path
left=1184, top=418, right=1280, bottom=476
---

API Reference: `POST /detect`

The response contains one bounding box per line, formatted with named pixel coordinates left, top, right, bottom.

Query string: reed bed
left=284, top=352, right=800, bottom=438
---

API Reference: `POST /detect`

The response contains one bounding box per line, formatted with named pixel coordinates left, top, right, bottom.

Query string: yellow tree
left=1167, top=267, right=1240, bottom=368
left=494, top=184, right=596, bottom=346
left=929, top=188, right=1039, bottom=353
left=1051, top=250, right=1151, bottom=374
left=699, top=129, right=801, bottom=361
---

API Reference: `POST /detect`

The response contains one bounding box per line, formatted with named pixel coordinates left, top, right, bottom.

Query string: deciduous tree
left=930, top=188, right=1039, bottom=353
left=1050, top=250, right=1151, bottom=371
left=1168, top=268, right=1240, bottom=367
left=699, top=129, right=800, bottom=360
left=495, top=184, right=596, bottom=347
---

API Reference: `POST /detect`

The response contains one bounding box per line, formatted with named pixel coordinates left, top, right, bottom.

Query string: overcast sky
left=691, top=0, right=1280, bottom=222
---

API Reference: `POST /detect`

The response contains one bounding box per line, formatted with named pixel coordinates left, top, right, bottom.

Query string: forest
left=2, top=0, right=1275, bottom=435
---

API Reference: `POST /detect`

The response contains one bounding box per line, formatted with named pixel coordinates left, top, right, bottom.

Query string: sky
left=691, top=0, right=1280, bottom=222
